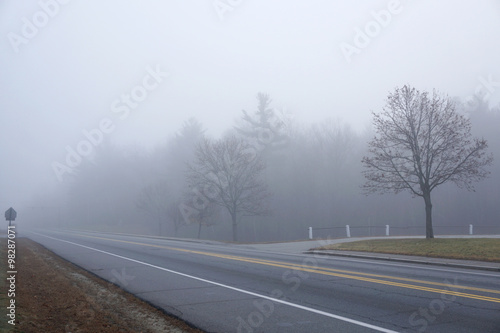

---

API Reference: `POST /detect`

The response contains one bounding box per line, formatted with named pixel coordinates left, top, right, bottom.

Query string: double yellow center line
left=70, top=232, right=500, bottom=303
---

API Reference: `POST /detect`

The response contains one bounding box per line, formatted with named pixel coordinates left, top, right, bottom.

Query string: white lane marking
left=31, top=231, right=398, bottom=333
left=46, top=228, right=500, bottom=278
left=36, top=228, right=500, bottom=278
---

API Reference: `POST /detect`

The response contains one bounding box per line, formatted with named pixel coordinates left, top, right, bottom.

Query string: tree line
left=30, top=88, right=499, bottom=241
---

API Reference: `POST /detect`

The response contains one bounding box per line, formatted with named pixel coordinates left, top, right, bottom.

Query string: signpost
left=5, top=207, right=17, bottom=226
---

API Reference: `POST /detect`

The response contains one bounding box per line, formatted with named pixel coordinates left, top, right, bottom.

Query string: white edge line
left=31, top=231, right=399, bottom=333
left=47, top=228, right=500, bottom=278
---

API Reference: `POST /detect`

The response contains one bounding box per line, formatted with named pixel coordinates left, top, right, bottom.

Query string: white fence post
left=385, top=224, right=390, bottom=236
left=308, top=227, right=313, bottom=240
left=346, top=225, right=351, bottom=238
left=469, top=224, right=473, bottom=235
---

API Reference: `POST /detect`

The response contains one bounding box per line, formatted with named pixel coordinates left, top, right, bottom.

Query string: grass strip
left=315, top=238, right=500, bottom=262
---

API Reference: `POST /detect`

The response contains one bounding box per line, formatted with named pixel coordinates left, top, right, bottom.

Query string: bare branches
left=186, top=135, right=271, bottom=241
left=362, top=85, right=493, bottom=238
left=363, top=85, right=492, bottom=197
left=136, top=181, right=171, bottom=214
left=136, top=180, right=173, bottom=235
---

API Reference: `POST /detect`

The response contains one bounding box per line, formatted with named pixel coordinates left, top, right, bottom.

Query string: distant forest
left=25, top=93, right=500, bottom=242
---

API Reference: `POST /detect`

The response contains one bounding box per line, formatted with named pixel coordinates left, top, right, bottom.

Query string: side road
left=305, top=249, right=500, bottom=272
left=42, top=229, right=500, bottom=272
left=241, top=235, right=500, bottom=272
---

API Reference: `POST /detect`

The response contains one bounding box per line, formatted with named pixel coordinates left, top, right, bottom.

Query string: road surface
left=25, top=229, right=500, bottom=332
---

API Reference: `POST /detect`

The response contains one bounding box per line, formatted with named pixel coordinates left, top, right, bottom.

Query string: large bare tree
left=362, top=85, right=492, bottom=238
left=187, top=135, right=270, bottom=241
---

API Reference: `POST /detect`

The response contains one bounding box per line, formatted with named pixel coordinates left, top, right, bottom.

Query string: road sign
left=5, top=207, right=17, bottom=221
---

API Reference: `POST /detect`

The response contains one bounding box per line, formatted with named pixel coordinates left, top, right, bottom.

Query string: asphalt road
left=24, top=229, right=500, bottom=332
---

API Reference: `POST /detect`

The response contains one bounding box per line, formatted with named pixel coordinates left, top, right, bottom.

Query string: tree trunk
left=423, top=192, right=434, bottom=239
left=232, top=213, right=238, bottom=242
left=197, top=222, right=202, bottom=239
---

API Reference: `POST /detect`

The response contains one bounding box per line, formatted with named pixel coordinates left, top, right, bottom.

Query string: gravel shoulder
left=1, top=237, right=204, bottom=333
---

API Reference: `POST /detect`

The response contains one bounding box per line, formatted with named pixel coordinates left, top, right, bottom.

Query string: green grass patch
left=315, top=238, right=500, bottom=262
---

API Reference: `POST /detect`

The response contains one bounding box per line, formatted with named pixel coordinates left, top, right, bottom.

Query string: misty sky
left=1, top=0, right=500, bottom=209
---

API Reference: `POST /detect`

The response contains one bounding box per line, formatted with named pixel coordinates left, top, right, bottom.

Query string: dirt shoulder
left=1, top=237, right=204, bottom=333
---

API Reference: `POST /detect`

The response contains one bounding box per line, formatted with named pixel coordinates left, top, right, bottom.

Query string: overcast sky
left=1, top=0, right=499, bottom=209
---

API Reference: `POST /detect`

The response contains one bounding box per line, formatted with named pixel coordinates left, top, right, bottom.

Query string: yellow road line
left=206, top=253, right=500, bottom=295
left=66, top=232, right=500, bottom=303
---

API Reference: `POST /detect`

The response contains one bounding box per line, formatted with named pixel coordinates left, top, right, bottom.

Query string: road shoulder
left=3, top=237, right=203, bottom=333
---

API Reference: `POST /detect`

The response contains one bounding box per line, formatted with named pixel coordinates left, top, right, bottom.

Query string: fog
left=1, top=1, right=499, bottom=240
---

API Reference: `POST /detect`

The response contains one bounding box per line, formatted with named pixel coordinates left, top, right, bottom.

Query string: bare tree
left=187, top=135, right=270, bottom=241
left=181, top=192, right=219, bottom=238
left=362, top=85, right=493, bottom=238
left=166, top=199, right=185, bottom=236
left=136, top=181, right=172, bottom=235
left=311, top=119, right=359, bottom=173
